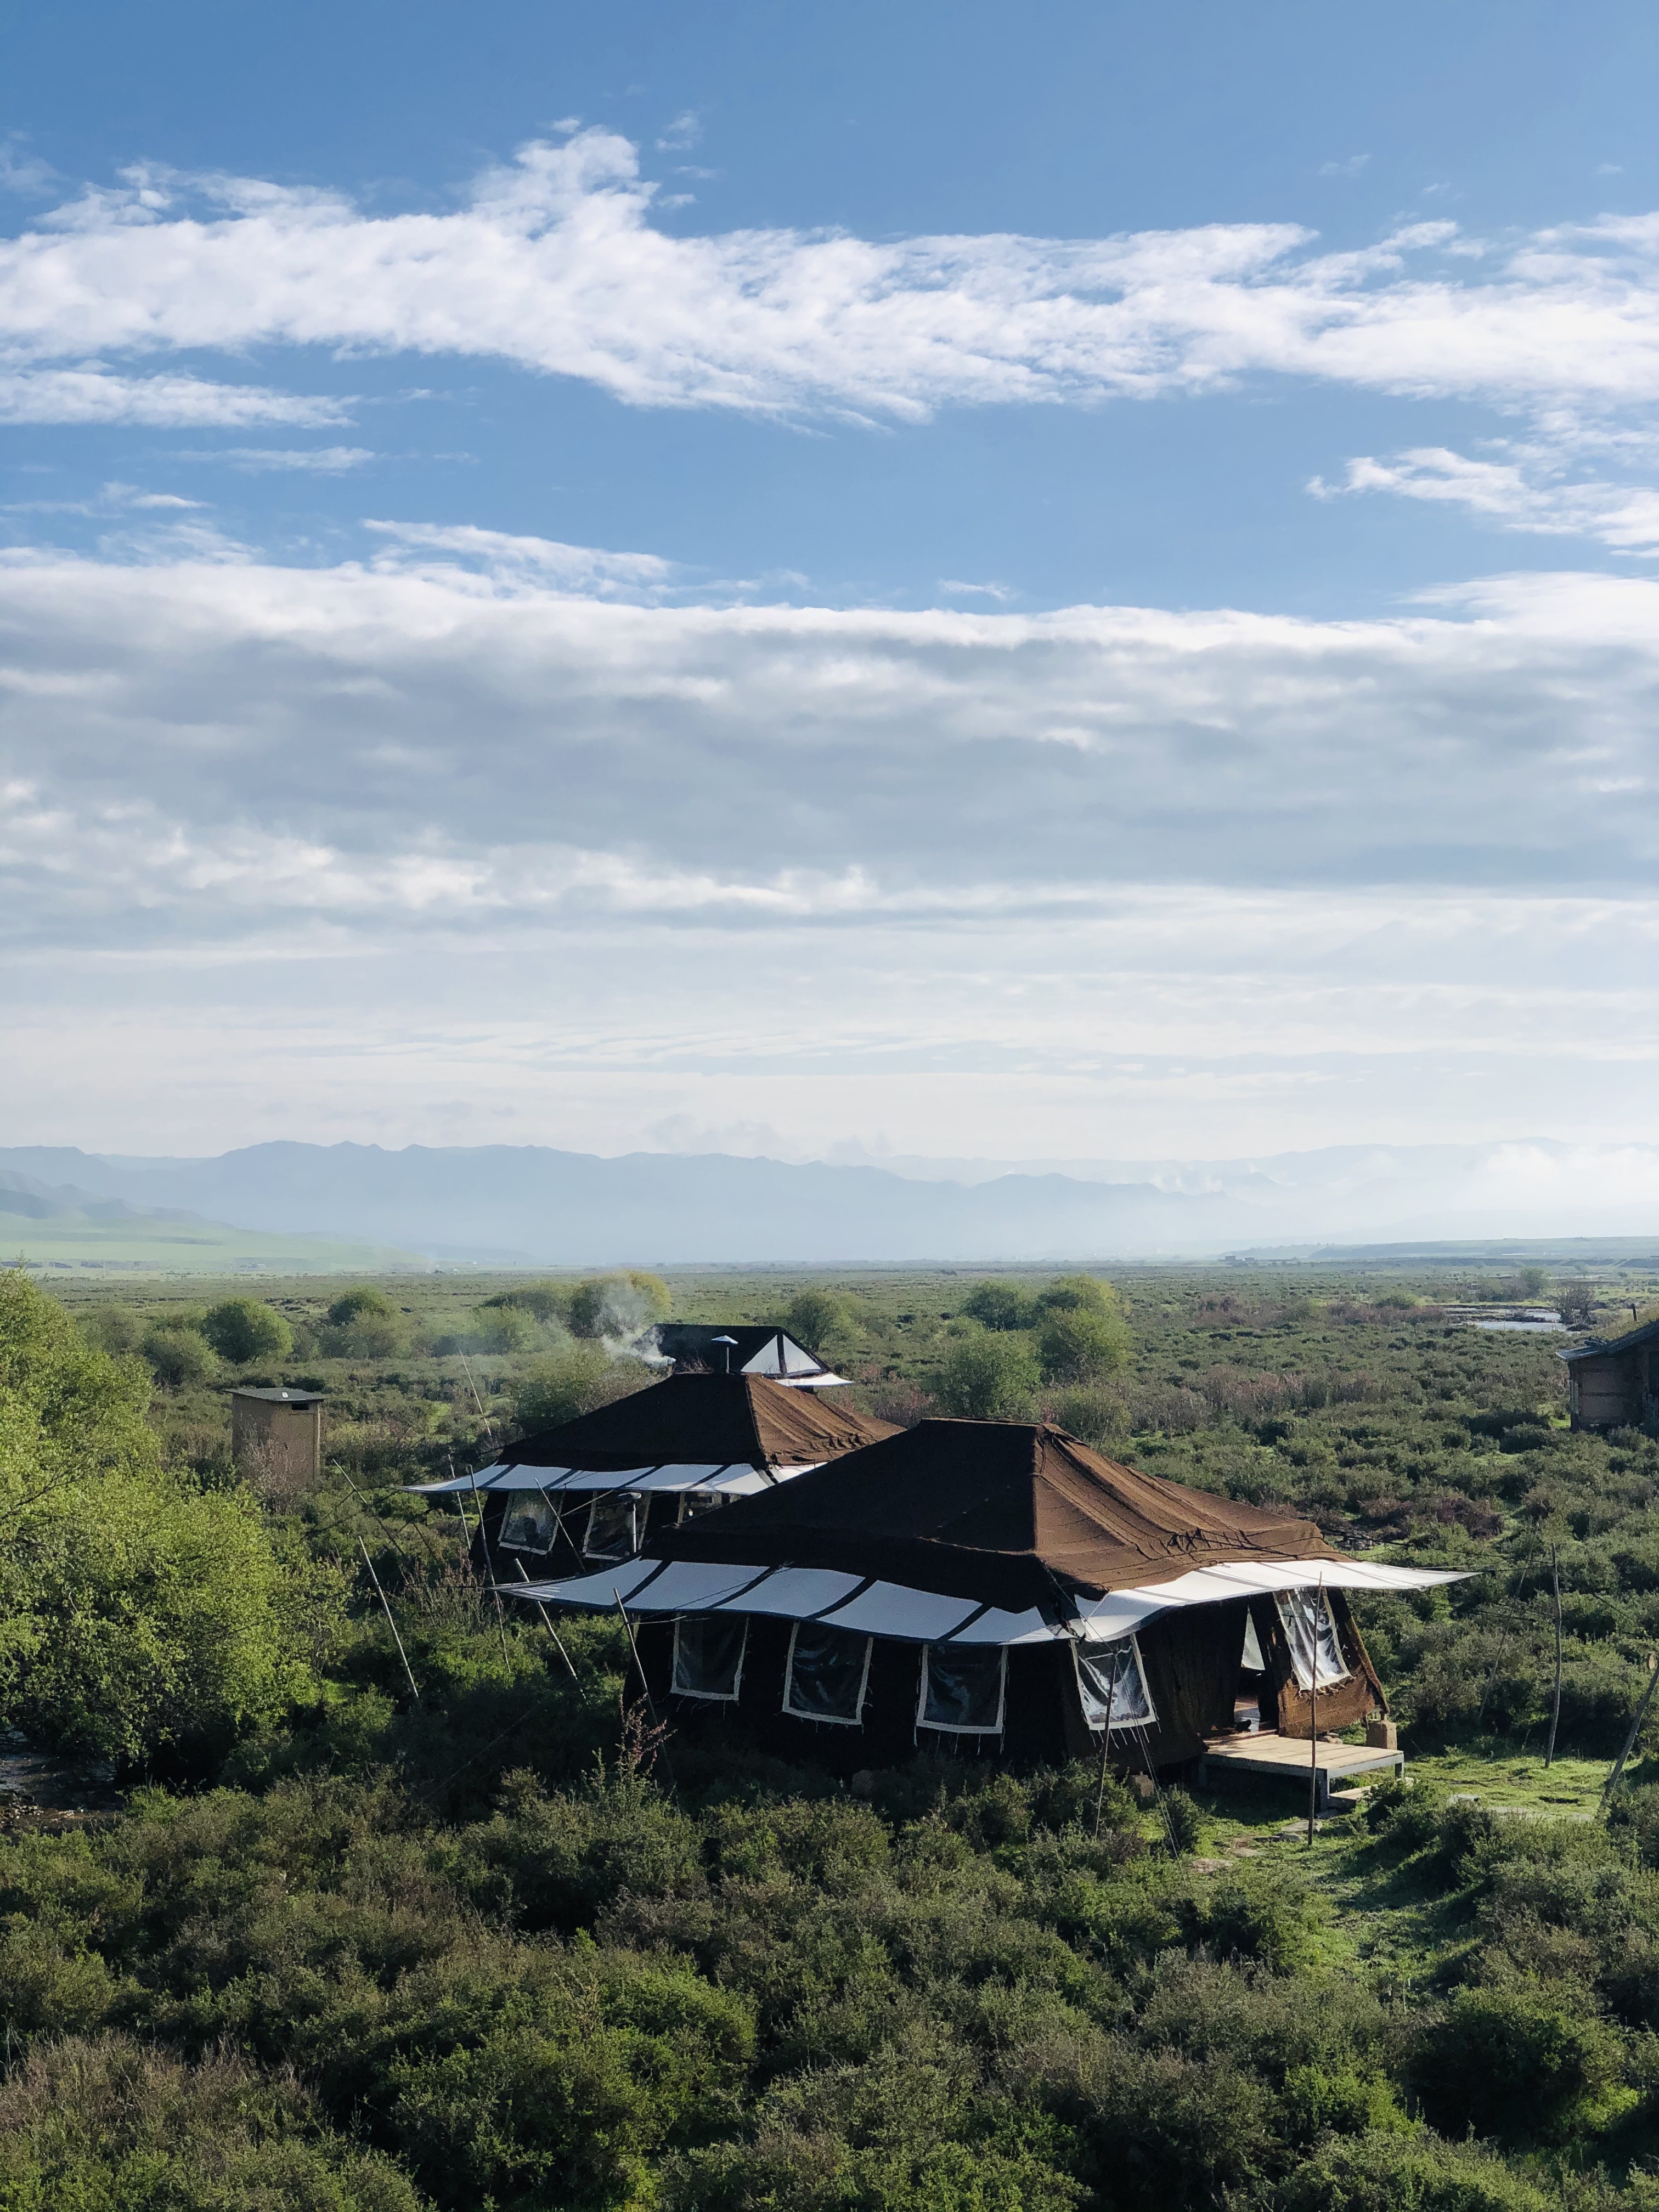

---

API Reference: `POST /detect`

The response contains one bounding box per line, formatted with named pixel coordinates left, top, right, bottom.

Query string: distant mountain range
left=2, top=1138, right=1656, bottom=1267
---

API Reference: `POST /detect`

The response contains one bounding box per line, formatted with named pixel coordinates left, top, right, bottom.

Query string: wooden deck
left=1199, top=1729, right=1403, bottom=1811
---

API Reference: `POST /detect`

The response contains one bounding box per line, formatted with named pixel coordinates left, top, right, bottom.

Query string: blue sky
left=4, top=1, right=1659, bottom=1171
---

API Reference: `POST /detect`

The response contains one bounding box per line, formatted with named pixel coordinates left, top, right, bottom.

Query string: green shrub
left=0, top=2035, right=422, bottom=2212
left=516, top=1345, right=635, bottom=1432
left=960, top=1281, right=1042, bottom=1333
left=569, top=1271, right=672, bottom=1341
left=142, top=1322, right=219, bottom=1387
left=201, top=1297, right=293, bottom=1366
left=326, top=1285, right=394, bottom=1327
left=1036, top=1279, right=1131, bottom=1383
left=1282, top=2129, right=1555, bottom=2211
left=1407, top=1983, right=1622, bottom=2142
left=933, top=1331, right=1041, bottom=1419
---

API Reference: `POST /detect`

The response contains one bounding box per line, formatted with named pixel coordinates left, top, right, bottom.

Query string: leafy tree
left=0, top=1274, right=328, bottom=1771
left=782, top=1288, right=867, bottom=1368
left=142, top=1322, right=219, bottom=1389
left=569, top=1271, right=671, bottom=1342
left=517, top=1345, right=643, bottom=1432
left=326, top=1285, right=393, bottom=1327
left=932, top=1330, right=1041, bottom=1419
left=483, top=1280, right=575, bottom=1326
left=201, top=1297, right=293, bottom=1367
left=1036, top=1277, right=1131, bottom=1382
left=959, top=1280, right=1041, bottom=1331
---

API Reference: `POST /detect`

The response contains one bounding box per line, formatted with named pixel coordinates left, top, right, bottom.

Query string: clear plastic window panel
left=1274, top=1589, right=1351, bottom=1692
left=498, top=1493, right=559, bottom=1553
left=672, top=1615, right=748, bottom=1701
left=918, top=1644, right=1007, bottom=1734
left=583, top=1494, right=641, bottom=1561
left=783, top=1622, right=873, bottom=1725
left=1073, top=1636, right=1156, bottom=1734
left=678, top=1491, right=724, bottom=1523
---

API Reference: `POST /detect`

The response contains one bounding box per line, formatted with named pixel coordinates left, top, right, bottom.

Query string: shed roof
left=497, top=1370, right=896, bottom=1474
left=232, top=1387, right=324, bottom=1406
left=647, top=1417, right=1339, bottom=1613
left=1561, top=1315, right=1659, bottom=1364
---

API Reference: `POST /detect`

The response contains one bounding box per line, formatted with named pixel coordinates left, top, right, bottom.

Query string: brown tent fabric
left=504, top=1370, right=898, bottom=1472
left=650, top=1417, right=1339, bottom=1614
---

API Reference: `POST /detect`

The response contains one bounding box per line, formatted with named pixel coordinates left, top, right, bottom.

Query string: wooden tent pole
left=1092, top=1643, right=1120, bottom=1839
left=1545, top=1544, right=1564, bottom=1769
left=468, top=1464, right=511, bottom=1664
left=1603, top=1651, right=1659, bottom=1810
left=358, top=1537, right=420, bottom=1703
left=514, top=1556, right=580, bottom=1681
left=1307, top=1577, right=1325, bottom=1848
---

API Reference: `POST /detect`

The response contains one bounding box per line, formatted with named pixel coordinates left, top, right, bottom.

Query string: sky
left=4, top=0, right=1659, bottom=1167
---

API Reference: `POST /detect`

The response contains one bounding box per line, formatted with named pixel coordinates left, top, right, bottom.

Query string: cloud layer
left=2, top=536, right=1656, bottom=1153
left=5, top=541, right=1658, bottom=958
left=9, top=133, right=1659, bottom=436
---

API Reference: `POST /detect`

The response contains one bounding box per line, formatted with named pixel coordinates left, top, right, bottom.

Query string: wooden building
left=511, top=1418, right=1458, bottom=1778
left=1562, top=1317, right=1659, bottom=1434
left=412, top=1370, right=895, bottom=1581
left=230, top=1386, right=324, bottom=1488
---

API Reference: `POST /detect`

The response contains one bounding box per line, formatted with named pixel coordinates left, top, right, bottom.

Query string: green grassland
left=4, top=1212, right=426, bottom=1274
left=9, top=1251, right=1659, bottom=2210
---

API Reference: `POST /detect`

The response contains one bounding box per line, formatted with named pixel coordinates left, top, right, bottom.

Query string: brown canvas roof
left=505, top=1370, right=897, bottom=1472
left=650, top=1417, right=1339, bottom=1612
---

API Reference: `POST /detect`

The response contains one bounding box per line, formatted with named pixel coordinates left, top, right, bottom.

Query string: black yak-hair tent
left=410, top=1371, right=896, bottom=1579
left=510, top=1417, right=1460, bottom=1774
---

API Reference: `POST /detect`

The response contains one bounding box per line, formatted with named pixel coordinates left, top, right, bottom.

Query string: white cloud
left=4, top=541, right=1656, bottom=1154
left=0, top=366, right=352, bottom=426
left=3, top=540, right=1658, bottom=940
left=363, top=520, right=676, bottom=596
left=9, top=132, right=1659, bottom=426
left=1319, top=154, right=1371, bottom=179
left=205, top=445, right=374, bottom=472
left=938, top=578, right=1016, bottom=601
left=1318, top=442, right=1659, bottom=549
left=655, top=111, right=702, bottom=153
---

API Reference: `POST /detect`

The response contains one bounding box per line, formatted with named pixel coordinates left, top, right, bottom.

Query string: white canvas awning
left=409, top=1460, right=818, bottom=1498
left=504, top=1551, right=1465, bottom=1647
left=1068, top=1558, right=1466, bottom=1641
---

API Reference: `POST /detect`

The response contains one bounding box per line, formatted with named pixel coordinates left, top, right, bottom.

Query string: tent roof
left=500, top=1370, right=897, bottom=1472
left=651, top=1323, right=844, bottom=1384
left=648, top=1417, right=1341, bottom=1613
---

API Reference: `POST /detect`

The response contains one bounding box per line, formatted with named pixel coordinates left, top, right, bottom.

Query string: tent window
left=583, top=1494, right=640, bottom=1561
left=783, top=1622, right=873, bottom=1726
left=1275, top=1589, right=1350, bottom=1692
left=1073, top=1636, right=1156, bottom=1734
left=672, top=1615, right=748, bottom=1702
left=677, top=1491, right=724, bottom=1524
left=918, top=1644, right=1007, bottom=1735
left=498, top=1494, right=558, bottom=1554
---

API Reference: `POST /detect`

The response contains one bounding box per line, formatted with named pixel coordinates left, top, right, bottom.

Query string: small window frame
left=671, top=1613, right=749, bottom=1703
left=582, top=1492, right=641, bottom=1561
left=782, top=1620, right=874, bottom=1728
left=916, top=1641, right=1008, bottom=1737
left=496, top=1492, right=559, bottom=1555
left=1071, top=1633, right=1158, bottom=1735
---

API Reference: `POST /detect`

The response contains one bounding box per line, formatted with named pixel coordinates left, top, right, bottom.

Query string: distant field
left=3, top=1215, right=425, bottom=1275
